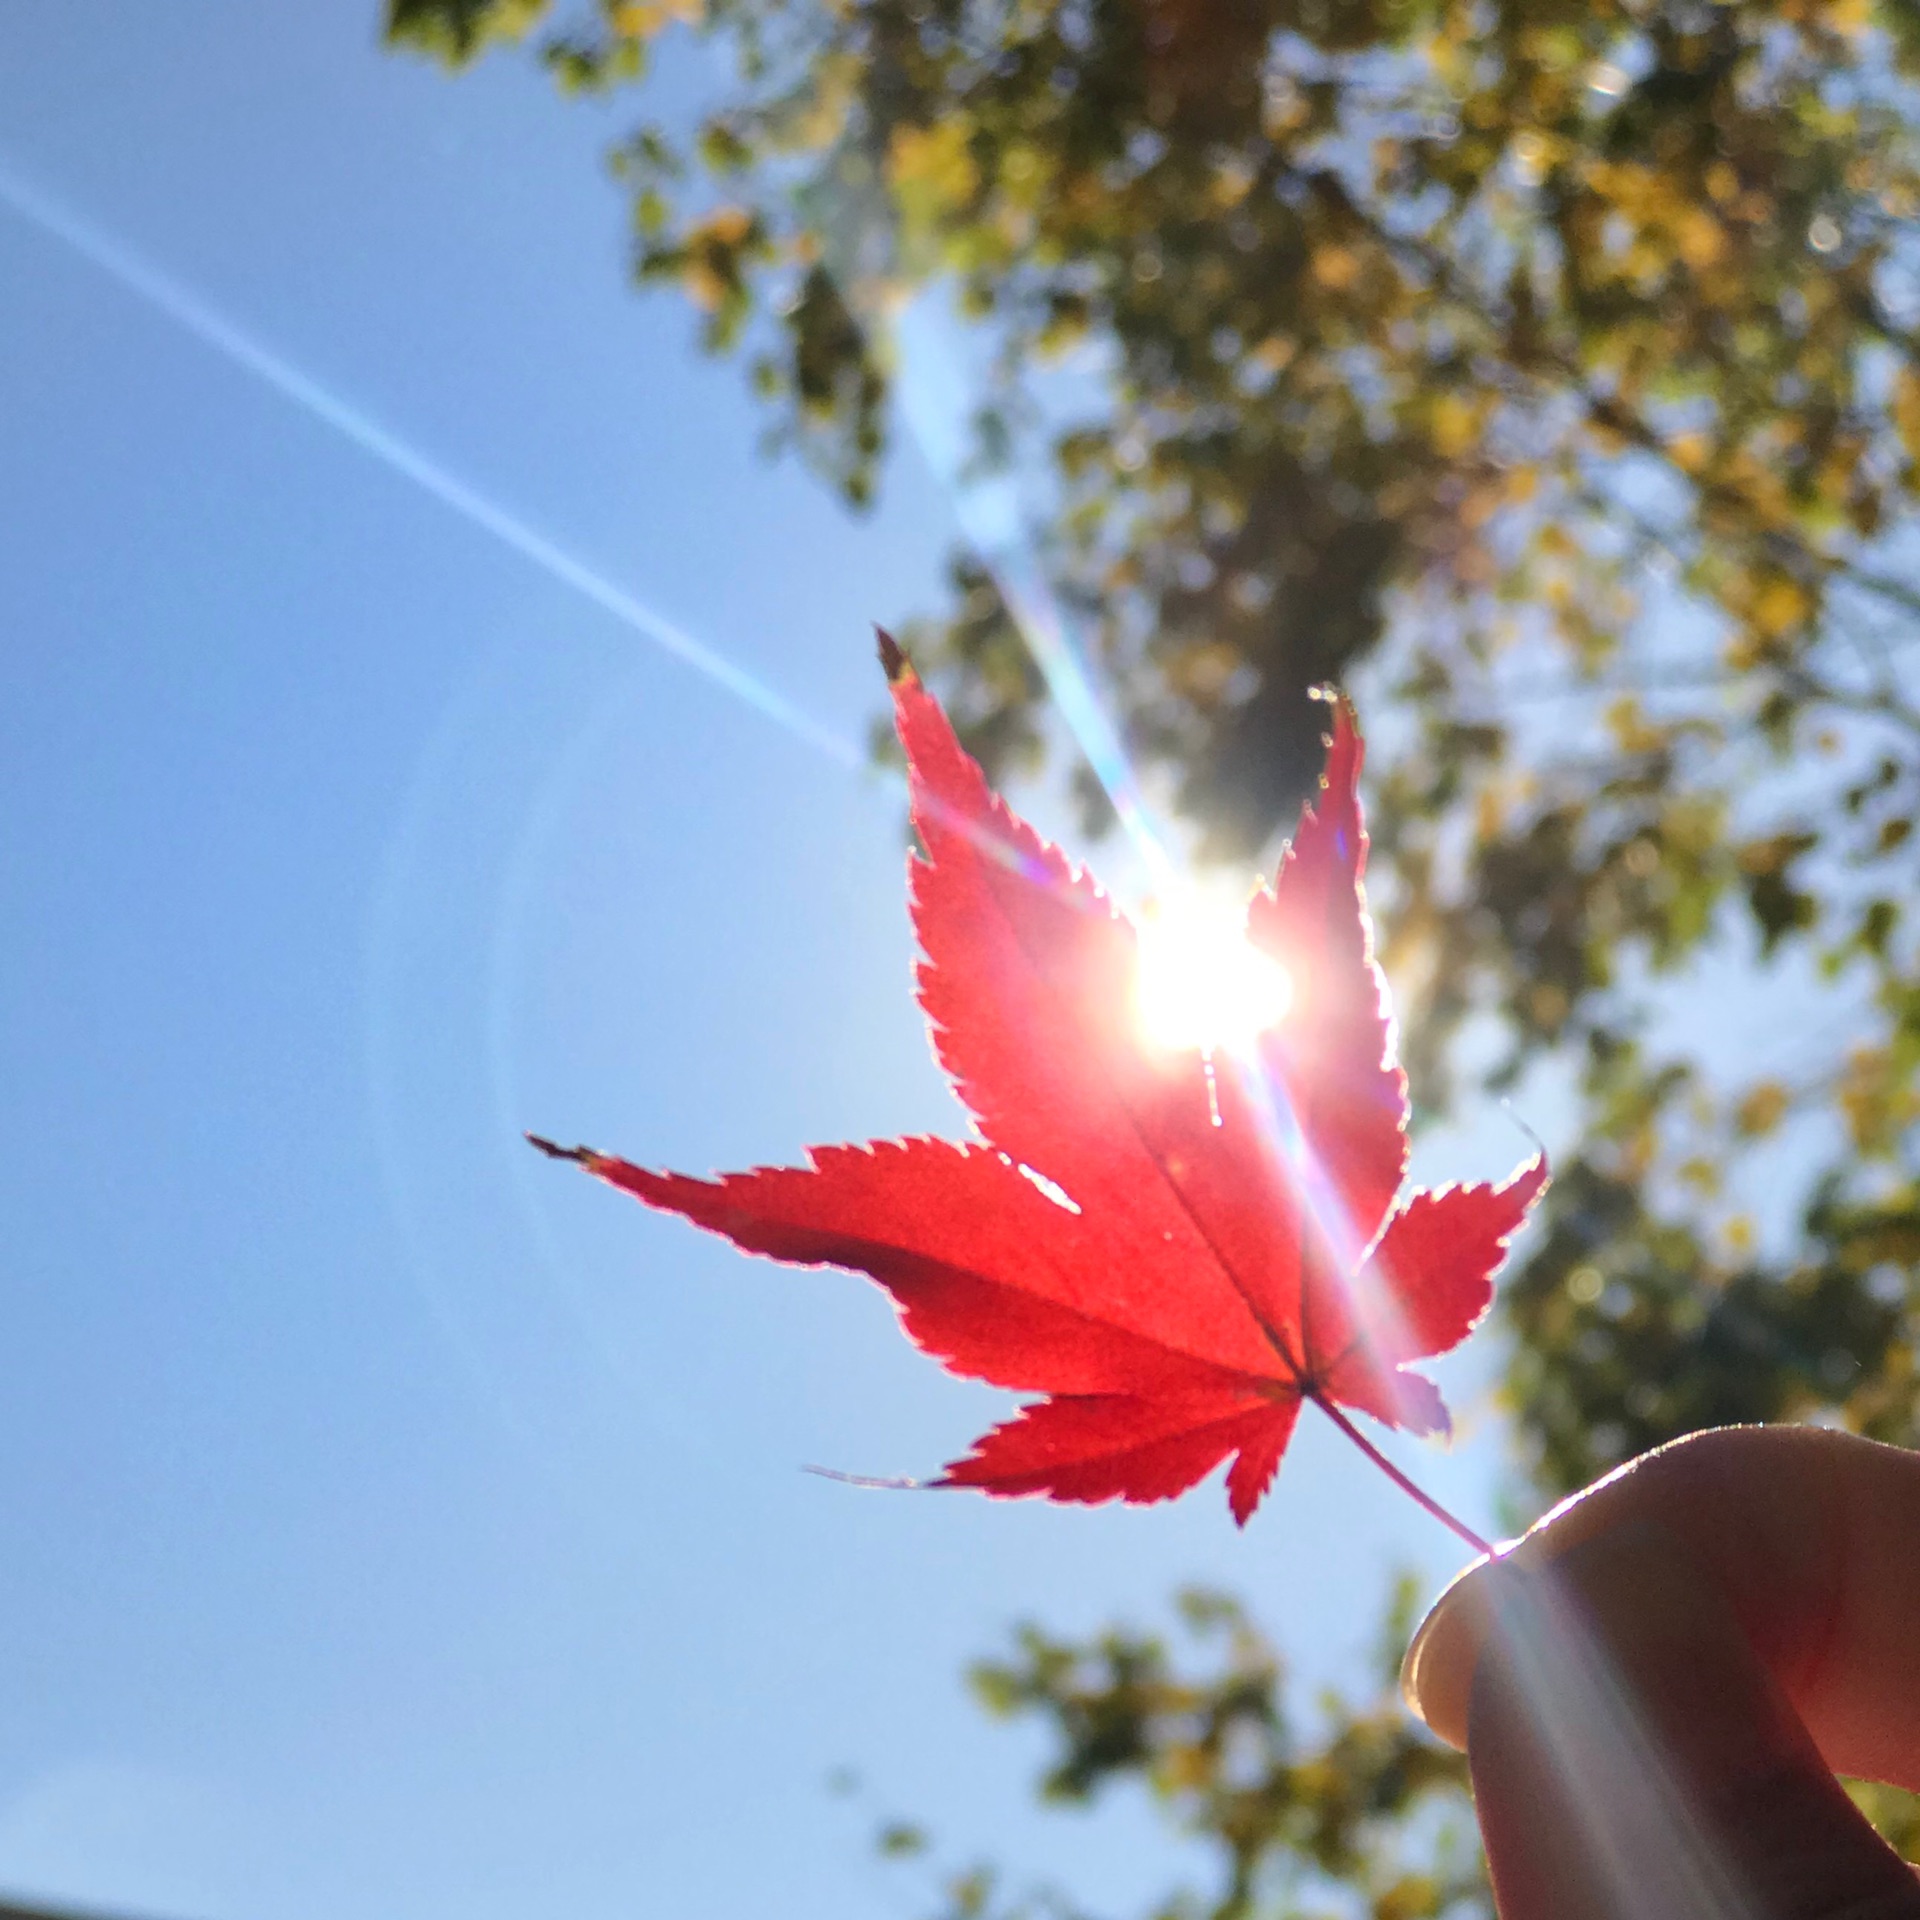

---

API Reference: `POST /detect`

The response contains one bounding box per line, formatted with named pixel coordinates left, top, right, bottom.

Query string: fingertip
left=1402, top=1549, right=1505, bottom=1747
left=1402, top=1445, right=1667, bottom=1743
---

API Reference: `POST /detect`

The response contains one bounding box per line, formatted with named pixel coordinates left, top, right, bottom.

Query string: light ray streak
left=893, top=300, right=1176, bottom=889
left=1230, top=1046, right=1383, bottom=1336
left=0, top=157, right=1131, bottom=937
left=0, top=154, right=859, bottom=771
left=1241, top=1051, right=1364, bottom=1254
left=1486, top=1565, right=1756, bottom=1917
left=992, top=557, right=1174, bottom=887
left=1219, top=1030, right=1455, bottom=1474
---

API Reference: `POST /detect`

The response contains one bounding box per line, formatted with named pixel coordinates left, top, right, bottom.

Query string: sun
left=1133, top=886, right=1292, bottom=1055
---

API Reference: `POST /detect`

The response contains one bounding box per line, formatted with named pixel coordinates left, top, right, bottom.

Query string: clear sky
left=0, top=9, right=1542, bottom=1919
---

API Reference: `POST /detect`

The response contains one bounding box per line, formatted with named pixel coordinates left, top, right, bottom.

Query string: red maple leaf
left=533, top=639, right=1545, bottom=1529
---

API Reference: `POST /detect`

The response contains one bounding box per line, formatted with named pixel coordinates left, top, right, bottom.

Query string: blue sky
left=0, top=9, right=1542, bottom=1918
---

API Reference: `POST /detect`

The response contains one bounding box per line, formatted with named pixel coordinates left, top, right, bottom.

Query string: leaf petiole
left=1311, top=1396, right=1493, bottom=1558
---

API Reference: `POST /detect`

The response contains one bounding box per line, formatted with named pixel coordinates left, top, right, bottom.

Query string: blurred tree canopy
left=862, top=1582, right=1493, bottom=1920
left=390, top=0, right=1920, bottom=1902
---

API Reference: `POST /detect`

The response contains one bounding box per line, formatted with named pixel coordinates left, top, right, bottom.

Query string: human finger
left=1403, top=1426, right=1920, bottom=1920
left=1405, top=1425, right=1920, bottom=1782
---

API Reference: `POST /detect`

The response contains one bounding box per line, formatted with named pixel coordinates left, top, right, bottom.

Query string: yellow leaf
left=1604, top=695, right=1664, bottom=755
left=1735, top=1081, right=1790, bottom=1137
left=613, top=0, right=703, bottom=29
left=1676, top=208, right=1726, bottom=271
left=1475, top=782, right=1507, bottom=841
left=1893, top=368, right=1920, bottom=467
left=1528, top=981, right=1569, bottom=1029
left=1430, top=392, right=1477, bottom=457
left=888, top=119, right=979, bottom=229
left=1310, top=245, right=1360, bottom=291
left=1751, top=575, right=1812, bottom=638
left=1668, top=431, right=1711, bottom=474
left=1678, top=1155, right=1721, bottom=1197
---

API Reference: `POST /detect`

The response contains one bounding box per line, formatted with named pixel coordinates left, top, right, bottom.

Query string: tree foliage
left=865, top=1583, right=1491, bottom=1920
left=389, top=0, right=1920, bottom=1899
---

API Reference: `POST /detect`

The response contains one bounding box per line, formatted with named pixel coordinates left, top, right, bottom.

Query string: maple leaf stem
left=1311, top=1396, right=1493, bottom=1558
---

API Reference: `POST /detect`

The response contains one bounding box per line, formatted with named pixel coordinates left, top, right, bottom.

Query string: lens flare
left=1134, top=890, right=1291, bottom=1055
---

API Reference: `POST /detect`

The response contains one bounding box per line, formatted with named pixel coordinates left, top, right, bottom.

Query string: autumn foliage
left=535, top=649, right=1542, bottom=1524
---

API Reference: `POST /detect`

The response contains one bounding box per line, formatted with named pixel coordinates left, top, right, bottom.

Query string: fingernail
left=1401, top=1547, right=1504, bottom=1747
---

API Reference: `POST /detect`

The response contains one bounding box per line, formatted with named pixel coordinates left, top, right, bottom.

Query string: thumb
left=1467, top=1520, right=1918, bottom=1920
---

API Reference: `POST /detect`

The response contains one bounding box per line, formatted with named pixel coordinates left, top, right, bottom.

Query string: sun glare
left=1133, top=889, right=1292, bottom=1054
